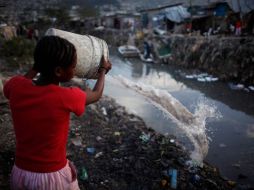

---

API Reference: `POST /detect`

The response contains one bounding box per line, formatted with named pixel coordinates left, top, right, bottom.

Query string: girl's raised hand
left=99, top=56, right=112, bottom=74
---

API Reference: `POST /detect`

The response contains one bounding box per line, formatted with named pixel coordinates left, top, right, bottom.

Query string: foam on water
left=106, top=75, right=222, bottom=165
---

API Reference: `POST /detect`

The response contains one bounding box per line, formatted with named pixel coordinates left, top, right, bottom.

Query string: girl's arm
left=85, top=57, right=112, bottom=105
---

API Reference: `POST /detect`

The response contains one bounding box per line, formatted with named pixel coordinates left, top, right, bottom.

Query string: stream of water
left=88, top=52, right=254, bottom=185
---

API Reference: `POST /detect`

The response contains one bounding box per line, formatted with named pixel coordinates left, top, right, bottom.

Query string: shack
left=139, top=3, right=190, bottom=33
left=101, top=11, right=141, bottom=31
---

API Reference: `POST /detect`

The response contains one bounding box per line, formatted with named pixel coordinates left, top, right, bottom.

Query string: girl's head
left=34, top=36, right=77, bottom=82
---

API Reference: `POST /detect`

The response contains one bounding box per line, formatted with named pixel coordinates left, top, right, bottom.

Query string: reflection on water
left=102, top=52, right=254, bottom=185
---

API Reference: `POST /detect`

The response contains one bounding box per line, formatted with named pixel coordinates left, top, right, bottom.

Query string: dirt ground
left=0, top=84, right=235, bottom=190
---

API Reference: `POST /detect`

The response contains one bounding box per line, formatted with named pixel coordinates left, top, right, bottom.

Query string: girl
left=3, top=35, right=112, bottom=190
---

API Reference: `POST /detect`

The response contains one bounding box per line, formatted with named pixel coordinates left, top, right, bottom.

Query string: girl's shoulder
left=4, top=75, right=26, bottom=87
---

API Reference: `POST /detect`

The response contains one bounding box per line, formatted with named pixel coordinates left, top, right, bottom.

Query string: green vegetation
left=0, top=37, right=35, bottom=68
left=78, top=6, right=99, bottom=18
left=44, top=7, right=70, bottom=24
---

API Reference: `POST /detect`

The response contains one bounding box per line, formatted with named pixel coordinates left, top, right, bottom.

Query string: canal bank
left=94, top=30, right=254, bottom=86
left=101, top=52, right=254, bottom=187
left=167, top=35, right=254, bottom=86
left=0, top=91, right=233, bottom=190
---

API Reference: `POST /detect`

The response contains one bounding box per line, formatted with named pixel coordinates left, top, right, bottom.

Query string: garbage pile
left=0, top=95, right=246, bottom=190
left=67, top=97, right=235, bottom=190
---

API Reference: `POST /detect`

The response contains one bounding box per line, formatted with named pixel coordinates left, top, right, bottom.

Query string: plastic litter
left=184, top=73, right=218, bottom=82
left=248, top=86, right=254, bottom=91
left=86, top=147, right=96, bottom=154
left=80, top=167, right=88, bottom=181
left=71, top=137, right=82, bottom=146
left=227, top=180, right=237, bottom=187
left=197, top=78, right=206, bottom=82
left=96, top=136, right=103, bottom=141
left=101, top=107, right=107, bottom=115
left=139, top=132, right=151, bottom=142
left=191, top=174, right=201, bottom=185
left=95, top=152, right=103, bottom=158
left=169, top=169, right=177, bottom=189
left=163, top=169, right=177, bottom=189
left=228, top=83, right=245, bottom=90
left=114, top=132, right=121, bottom=136
left=161, top=179, right=168, bottom=187
left=185, top=75, right=195, bottom=79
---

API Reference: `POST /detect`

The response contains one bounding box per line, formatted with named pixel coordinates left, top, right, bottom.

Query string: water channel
left=94, top=51, right=254, bottom=185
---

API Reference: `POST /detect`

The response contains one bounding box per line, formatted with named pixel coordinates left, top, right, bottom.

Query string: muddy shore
left=0, top=84, right=239, bottom=190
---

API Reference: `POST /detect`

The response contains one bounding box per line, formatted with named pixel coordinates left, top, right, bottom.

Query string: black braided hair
left=33, top=36, right=76, bottom=76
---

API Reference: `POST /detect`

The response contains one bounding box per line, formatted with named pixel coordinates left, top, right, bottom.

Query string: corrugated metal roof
left=165, top=5, right=190, bottom=23
left=136, top=0, right=254, bottom=14
left=227, top=0, right=254, bottom=14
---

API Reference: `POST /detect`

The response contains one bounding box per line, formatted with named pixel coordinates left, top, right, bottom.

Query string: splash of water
left=106, top=75, right=222, bottom=165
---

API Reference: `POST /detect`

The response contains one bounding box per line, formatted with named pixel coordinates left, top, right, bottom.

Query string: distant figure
left=229, top=23, right=235, bottom=34
left=34, top=28, right=39, bottom=41
left=143, top=40, right=151, bottom=59
left=235, top=20, right=242, bottom=36
left=186, top=22, right=192, bottom=33
left=4, top=36, right=112, bottom=189
left=27, top=28, right=34, bottom=39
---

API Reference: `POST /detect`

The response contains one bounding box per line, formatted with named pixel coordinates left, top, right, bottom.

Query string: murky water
left=90, top=52, right=254, bottom=185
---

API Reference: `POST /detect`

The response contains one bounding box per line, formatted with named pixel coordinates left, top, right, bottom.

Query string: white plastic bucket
left=45, top=28, right=109, bottom=79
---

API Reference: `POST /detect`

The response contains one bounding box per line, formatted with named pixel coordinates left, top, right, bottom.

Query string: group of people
left=4, top=35, right=112, bottom=189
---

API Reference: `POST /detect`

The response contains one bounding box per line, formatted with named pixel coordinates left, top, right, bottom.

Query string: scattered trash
left=186, top=75, right=195, bottom=79
left=184, top=73, right=219, bottom=83
left=80, top=167, right=88, bottom=181
left=139, top=132, right=151, bottom=143
left=227, top=180, right=237, bottom=187
left=96, top=136, right=103, bottom=141
left=169, top=169, right=177, bottom=189
left=197, top=78, right=206, bottom=82
left=161, top=179, right=168, bottom=187
left=185, top=159, right=202, bottom=174
left=248, top=86, right=254, bottom=91
left=101, top=107, right=107, bottom=115
left=191, top=174, right=201, bottom=185
left=71, top=137, right=82, bottom=146
left=205, top=77, right=218, bottom=82
left=170, top=139, right=175, bottom=143
left=112, top=149, right=119, bottom=153
left=95, top=152, right=103, bottom=158
left=86, top=147, right=96, bottom=154
left=114, top=132, right=121, bottom=136
left=228, top=83, right=245, bottom=90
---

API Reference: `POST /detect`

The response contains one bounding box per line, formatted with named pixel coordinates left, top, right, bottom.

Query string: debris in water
left=248, top=86, right=254, bottom=91
left=228, top=83, right=245, bottom=90
left=184, top=73, right=218, bottom=82
left=219, top=143, right=227, bottom=148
